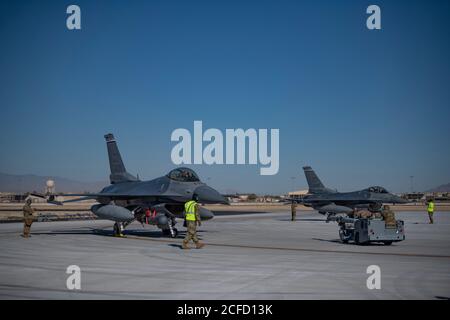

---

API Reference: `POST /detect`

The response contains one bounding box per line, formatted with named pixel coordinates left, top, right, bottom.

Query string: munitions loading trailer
left=331, top=216, right=405, bottom=245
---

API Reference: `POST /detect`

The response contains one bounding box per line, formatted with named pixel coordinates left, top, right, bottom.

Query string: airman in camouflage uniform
left=352, top=209, right=382, bottom=219
left=291, top=201, right=297, bottom=221
left=182, top=195, right=205, bottom=249
left=381, top=205, right=396, bottom=228
left=22, top=198, right=35, bottom=238
left=353, top=209, right=372, bottom=219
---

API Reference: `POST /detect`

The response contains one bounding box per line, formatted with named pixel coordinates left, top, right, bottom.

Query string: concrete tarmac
left=0, top=211, right=449, bottom=299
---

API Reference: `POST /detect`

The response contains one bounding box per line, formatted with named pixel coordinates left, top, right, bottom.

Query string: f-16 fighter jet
left=44, top=134, right=228, bottom=237
left=296, top=166, right=407, bottom=217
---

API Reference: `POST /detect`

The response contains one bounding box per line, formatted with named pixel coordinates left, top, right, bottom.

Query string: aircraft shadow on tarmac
left=212, top=211, right=266, bottom=216
left=168, top=244, right=184, bottom=249
left=276, top=218, right=326, bottom=222
left=32, top=228, right=209, bottom=240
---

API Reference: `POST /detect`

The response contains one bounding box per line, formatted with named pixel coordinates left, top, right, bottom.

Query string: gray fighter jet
left=47, top=134, right=228, bottom=237
left=294, top=166, right=407, bottom=216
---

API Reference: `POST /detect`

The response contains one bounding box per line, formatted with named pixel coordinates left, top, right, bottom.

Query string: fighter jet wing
left=54, top=192, right=183, bottom=198
left=34, top=192, right=184, bottom=205
left=281, top=198, right=304, bottom=204
left=305, top=194, right=374, bottom=202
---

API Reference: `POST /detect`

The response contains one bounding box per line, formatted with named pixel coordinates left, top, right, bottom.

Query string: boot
left=182, top=242, right=190, bottom=250
left=196, top=242, right=205, bottom=249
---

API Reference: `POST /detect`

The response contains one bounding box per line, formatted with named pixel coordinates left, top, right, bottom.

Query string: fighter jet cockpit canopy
left=167, top=167, right=200, bottom=182
left=366, top=186, right=389, bottom=193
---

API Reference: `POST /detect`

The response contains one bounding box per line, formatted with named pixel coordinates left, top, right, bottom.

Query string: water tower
left=45, top=179, right=55, bottom=195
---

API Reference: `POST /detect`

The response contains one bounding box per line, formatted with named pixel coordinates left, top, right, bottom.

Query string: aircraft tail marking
left=104, top=133, right=138, bottom=184
left=303, top=166, right=332, bottom=194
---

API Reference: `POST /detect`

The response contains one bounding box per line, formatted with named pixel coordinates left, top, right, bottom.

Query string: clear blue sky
left=0, top=0, right=449, bottom=194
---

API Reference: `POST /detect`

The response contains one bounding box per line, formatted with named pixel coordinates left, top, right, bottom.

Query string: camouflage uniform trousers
left=382, top=210, right=397, bottom=228
left=428, top=212, right=434, bottom=224
left=23, top=218, right=33, bottom=237
left=183, top=221, right=199, bottom=245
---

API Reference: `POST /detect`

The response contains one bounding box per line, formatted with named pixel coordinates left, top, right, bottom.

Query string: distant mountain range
left=427, top=183, right=450, bottom=193
left=0, top=172, right=449, bottom=195
left=0, top=172, right=107, bottom=194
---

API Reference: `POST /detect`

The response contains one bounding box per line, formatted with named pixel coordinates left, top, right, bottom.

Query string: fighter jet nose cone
left=198, top=207, right=215, bottom=220
left=194, top=185, right=229, bottom=204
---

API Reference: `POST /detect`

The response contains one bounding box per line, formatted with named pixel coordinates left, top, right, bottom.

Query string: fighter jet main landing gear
left=113, top=222, right=124, bottom=237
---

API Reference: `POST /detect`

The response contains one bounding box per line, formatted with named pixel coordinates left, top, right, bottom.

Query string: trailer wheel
left=339, top=229, right=349, bottom=244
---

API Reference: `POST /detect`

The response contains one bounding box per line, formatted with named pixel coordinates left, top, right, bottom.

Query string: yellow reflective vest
left=427, top=201, right=434, bottom=213
left=184, top=200, right=197, bottom=221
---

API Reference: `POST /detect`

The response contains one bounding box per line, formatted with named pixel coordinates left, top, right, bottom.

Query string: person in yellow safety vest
left=427, top=199, right=435, bottom=224
left=182, top=194, right=205, bottom=249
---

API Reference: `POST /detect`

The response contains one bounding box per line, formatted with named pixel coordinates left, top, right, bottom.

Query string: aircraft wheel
left=162, top=228, right=178, bottom=237
left=384, top=241, right=393, bottom=246
left=339, top=230, right=345, bottom=243
left=113, top=223, right=122, bottom=237
left=162, top=226, right=178, bottom=238
left=163, top=228, right=178, bottom=238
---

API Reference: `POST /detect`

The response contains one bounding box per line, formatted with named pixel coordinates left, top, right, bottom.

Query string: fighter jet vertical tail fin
left=104, top=133, right=139, bottom=184
left=303, top=166, right=333, bottom=194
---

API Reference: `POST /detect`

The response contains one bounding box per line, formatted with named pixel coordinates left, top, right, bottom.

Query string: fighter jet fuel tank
left=91, top=204, right=135, bottom=222
left=317, top=203, right=354, bottom=214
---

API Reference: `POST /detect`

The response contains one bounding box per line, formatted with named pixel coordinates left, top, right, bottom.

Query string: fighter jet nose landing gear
left=162, top=218, right=178, bottom=238
left=162, top=228, right=178, bottom=238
